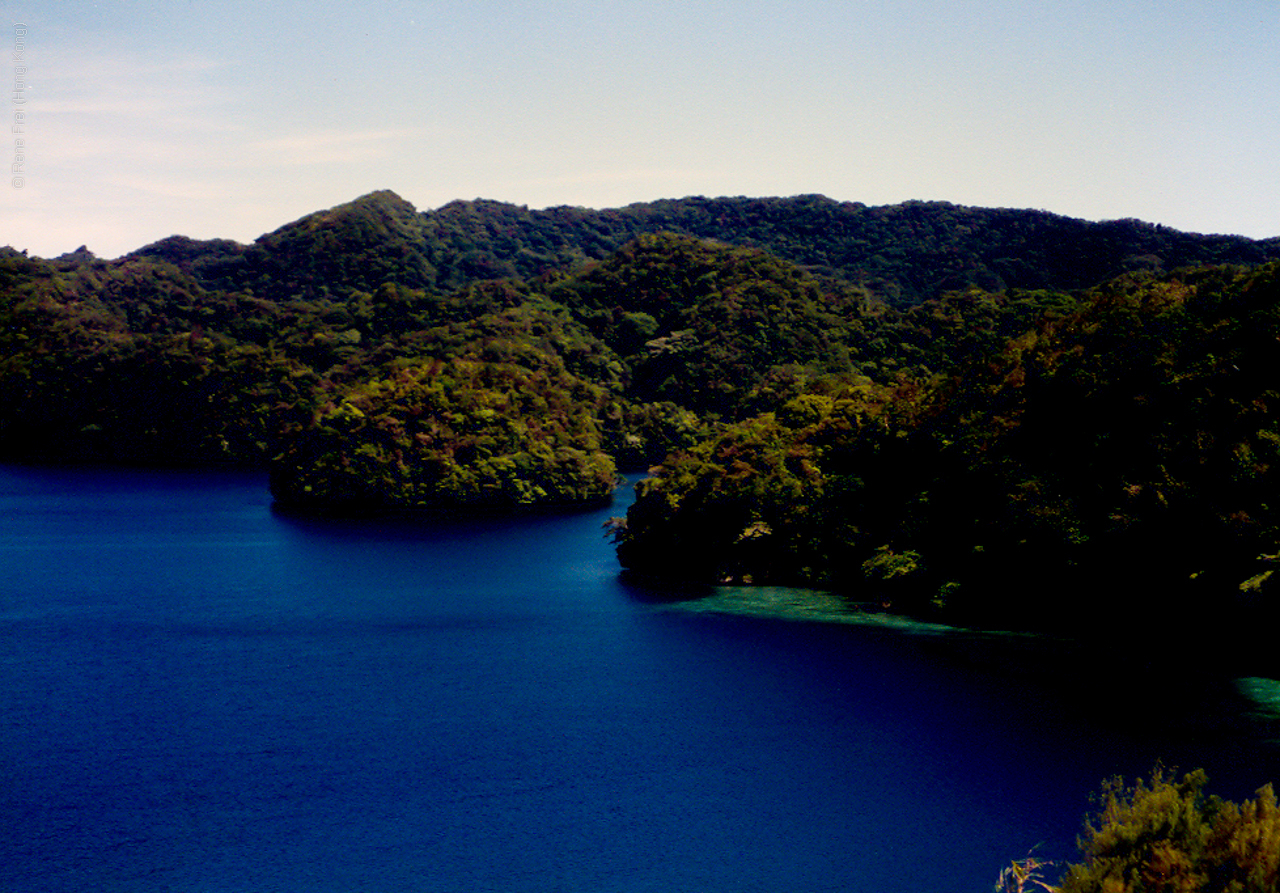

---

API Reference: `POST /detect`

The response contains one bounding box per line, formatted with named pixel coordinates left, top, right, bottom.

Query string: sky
left=2, top=0, right=1278, bottom=259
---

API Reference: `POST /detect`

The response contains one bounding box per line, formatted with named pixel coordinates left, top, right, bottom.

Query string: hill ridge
left=114, top=191, right=1280, bottom=308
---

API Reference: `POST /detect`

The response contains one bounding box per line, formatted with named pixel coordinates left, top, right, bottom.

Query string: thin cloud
left=517, top=167, right=726, bottom=188
left=251, top=129, right=425, bottom=166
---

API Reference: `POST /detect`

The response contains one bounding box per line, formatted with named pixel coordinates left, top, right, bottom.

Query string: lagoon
left=1, top=465, right=1277, bottom=892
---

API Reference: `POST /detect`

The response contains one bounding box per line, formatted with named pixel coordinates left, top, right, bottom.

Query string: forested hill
left=126, top=190, right=1280, bottom=307
left=5, top=190, right=1280, bottom=654
left=617, top=261, right=1280, bottom=664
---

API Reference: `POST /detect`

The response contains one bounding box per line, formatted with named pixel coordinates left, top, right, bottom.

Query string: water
left=1, top=465, right=1277, bottom=892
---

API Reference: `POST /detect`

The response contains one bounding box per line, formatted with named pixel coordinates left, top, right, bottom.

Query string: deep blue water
left=1, top=465, right=1278, bottom=893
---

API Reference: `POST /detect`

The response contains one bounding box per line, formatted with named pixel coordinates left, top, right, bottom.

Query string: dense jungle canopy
left=4, top=191, right=1280, bottom=656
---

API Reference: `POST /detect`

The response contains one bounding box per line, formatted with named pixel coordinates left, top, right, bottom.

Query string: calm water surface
left=1, top=465, right=1277, bottom=892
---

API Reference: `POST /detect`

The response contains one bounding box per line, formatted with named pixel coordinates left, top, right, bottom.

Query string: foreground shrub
left=1020, top=766, right=1280, bottom=893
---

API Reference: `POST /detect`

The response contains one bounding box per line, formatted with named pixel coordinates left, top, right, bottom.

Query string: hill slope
left=616, top=262, right=1280, bottom=659
left=125, top=191, right=1280, bottom=308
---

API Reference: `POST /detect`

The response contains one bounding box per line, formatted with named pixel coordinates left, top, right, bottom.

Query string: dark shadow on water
left=268, top=493, right=624, bottom=545
left=616, top=575, right=1280, bottom=792
left=264, top=471, right=646, bottom=552
left=615, top=569, right=719, bottom=604
left=269, top=493, right=616, bottom=524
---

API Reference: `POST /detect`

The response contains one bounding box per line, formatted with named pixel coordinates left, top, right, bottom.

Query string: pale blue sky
left=4, top=0, right=1278, bottom=258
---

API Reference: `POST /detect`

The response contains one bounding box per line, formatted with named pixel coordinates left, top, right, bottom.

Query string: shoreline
left=642, top=581, right=1280, bottom=740
left=636, top=580, right=1048, bottom=641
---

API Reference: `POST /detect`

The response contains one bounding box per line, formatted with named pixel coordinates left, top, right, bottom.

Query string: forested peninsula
left=4, top=190, right=1280, bottom=655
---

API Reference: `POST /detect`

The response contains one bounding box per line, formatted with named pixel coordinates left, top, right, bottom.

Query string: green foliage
left=1054, top=767, right=1280, bottom=893
left=269, top=325, right=618, bottom=512
left=617, top=374, right=906, bottom=587
left=549, top=232, right=869, bottom=416
left=7, top=191, right=1280, bottom=558
left=618, top=262, right=1280, bottom=651
left=126, top=191, right=1280, bottom=311
left=0, top=250, right=315, bottom=465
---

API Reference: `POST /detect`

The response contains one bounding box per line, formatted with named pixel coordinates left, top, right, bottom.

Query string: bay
left=0, top=465, right=1277, bottom=892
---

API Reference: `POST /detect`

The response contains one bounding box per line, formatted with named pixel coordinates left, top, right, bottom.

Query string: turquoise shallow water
left=1, top=465, right=1276, bottom=892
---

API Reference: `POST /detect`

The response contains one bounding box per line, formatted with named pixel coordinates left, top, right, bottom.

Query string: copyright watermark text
left=12, top=23, right=27, bottom=188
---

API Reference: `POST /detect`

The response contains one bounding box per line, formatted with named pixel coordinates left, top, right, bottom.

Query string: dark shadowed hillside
left=616, top=261, right=1280, bottom=667
left=126, top=191, right=1280, bottom=307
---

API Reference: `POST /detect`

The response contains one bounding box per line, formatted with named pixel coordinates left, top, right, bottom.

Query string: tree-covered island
left=3, top=190, right=1280, bottom=650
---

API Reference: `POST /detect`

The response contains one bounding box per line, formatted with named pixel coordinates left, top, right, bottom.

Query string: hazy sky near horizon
left=3, top=0, right=1278, bottom=259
